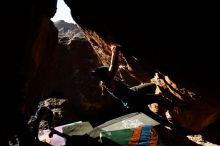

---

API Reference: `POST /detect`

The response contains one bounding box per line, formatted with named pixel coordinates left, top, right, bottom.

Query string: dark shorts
left=130, top=83, right=156, bottom=94
left=109, top=81, right=173, bottom=110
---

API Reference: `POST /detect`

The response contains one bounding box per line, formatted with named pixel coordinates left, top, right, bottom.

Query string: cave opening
left=51, top=0, right=75, bottom=24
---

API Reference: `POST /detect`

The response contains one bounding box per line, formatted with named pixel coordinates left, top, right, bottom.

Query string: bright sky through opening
left=51, top=0, right=75, bottom=23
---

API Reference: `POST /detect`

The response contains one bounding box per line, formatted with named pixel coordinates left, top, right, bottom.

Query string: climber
left=91, top=45, right=177, bottom=114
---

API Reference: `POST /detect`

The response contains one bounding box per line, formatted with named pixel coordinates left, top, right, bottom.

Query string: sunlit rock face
left=54, top=20, right=84, bottom=39
left=64, top=0, right=220, bottom=131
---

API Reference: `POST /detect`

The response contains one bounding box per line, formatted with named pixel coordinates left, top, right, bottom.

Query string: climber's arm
left=108, top=45, right=120, bottom=81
